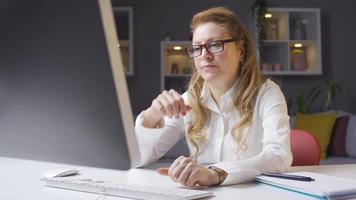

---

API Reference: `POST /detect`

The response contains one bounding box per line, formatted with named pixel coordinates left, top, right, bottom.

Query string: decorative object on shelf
left=266, top=18, right=279, bottom=40
left=164, top=32, right=171, bottom=41
left=301, top=19, right=308, bottom=37
left=291, top=47, right=307, bottom=71
left=171, top=62, right=179, bottom=74
left=274, top=63, right=283, bottom=71
left=293, top=19, right=307, bottom=40
left=261, top=62, right=272, bottom=71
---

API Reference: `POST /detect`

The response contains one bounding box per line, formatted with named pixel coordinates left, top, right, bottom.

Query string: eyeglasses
left=185, top=38, right=236, bottom=58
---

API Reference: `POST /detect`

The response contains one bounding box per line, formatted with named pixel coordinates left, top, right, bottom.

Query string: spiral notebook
left=256, top=172, right=356, bottom=200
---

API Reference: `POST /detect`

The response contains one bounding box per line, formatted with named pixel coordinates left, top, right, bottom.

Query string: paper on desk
left=256, top=171, right=356, bottom=200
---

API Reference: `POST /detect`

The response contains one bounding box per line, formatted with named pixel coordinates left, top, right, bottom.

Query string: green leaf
left=297, top=93, right=306, bottom=113
left=306, top=89, right=322, bottom=112
left=291, top=79, right=348, bottom=114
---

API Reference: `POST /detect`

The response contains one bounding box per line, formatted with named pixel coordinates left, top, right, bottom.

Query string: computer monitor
left=0, top=0, right=140, bottom=170
left=97, top=0, right=140, bottom=168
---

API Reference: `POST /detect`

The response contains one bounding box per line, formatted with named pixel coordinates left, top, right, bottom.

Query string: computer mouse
left=42, top=168, right=80, bottom=178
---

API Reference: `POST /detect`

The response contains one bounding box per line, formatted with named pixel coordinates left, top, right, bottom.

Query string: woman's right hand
left=141, top=89, right=190, bottom=128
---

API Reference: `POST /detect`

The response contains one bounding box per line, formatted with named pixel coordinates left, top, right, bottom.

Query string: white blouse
left=134, top=79, right=292, bottom=185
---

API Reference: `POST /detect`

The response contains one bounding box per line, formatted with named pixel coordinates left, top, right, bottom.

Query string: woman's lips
left=201, top=64, right=217, bottom=69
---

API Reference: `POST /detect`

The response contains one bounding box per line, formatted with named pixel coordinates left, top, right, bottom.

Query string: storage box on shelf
left=161, top=41, right=195, bottom=93
left=256, top=8, right=321, bottom=75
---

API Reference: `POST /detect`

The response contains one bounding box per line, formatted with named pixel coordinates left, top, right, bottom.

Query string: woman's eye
left=193, top=47, right=201, bottom=51
left=210, top=42, right=221, bottom=48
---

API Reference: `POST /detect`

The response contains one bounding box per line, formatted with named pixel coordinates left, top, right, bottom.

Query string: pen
left=261, top=173, right=315, bottom=182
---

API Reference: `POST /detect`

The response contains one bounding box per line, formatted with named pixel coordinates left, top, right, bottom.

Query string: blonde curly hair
left=186, top=7, right=263, bottom=159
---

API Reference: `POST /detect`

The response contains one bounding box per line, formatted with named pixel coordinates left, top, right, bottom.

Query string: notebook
left=256, top=172, right=356, bottom=200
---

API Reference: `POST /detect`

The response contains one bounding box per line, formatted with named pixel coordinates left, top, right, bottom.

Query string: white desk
left=1, top=156, right=356, bottom=200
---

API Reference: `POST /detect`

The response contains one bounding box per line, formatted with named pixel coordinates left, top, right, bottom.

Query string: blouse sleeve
left=211, top=82, right=293, bottom=185
left=134, top=93, right=189, bottom=167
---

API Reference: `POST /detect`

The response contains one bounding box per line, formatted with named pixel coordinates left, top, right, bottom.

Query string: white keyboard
left=41, top=177, right=214, bottom=200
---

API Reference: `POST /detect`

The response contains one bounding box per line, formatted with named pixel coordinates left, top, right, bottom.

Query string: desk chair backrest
left=291, top=129, right=321, bottom=166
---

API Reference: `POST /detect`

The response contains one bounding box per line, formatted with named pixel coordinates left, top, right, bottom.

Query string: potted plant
left=288, top=80, right=349, bottom=115
left=252, top=0, right=268, bottom=45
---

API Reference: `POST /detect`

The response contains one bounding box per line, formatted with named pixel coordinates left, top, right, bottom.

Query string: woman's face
left=192, top=22, right=242, bottom=88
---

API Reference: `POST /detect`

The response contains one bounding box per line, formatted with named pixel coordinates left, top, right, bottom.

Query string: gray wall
left=114, top=0, right=356, bottom=114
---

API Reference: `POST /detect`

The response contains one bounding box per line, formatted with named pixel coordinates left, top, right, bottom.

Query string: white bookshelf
left=160, top=41, right=194, bottom=93
left=256, top=8, right=322, bottom=75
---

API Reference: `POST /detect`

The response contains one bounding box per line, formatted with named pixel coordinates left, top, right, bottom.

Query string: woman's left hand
left=158, top=156, right=219, bottom=187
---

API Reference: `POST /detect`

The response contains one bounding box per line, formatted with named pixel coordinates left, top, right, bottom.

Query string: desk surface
left=1, top=156, right=356, bottom=200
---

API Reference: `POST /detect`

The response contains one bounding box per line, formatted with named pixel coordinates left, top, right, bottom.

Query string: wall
left=114, top=0, right=356, bottom=114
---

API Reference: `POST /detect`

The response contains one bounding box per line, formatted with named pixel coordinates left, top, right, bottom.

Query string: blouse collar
left=200, top=79, right=239, bottom=113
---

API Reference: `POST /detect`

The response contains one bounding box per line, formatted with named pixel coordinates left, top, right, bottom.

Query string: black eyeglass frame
left=185, top=38, right=236, bottom=58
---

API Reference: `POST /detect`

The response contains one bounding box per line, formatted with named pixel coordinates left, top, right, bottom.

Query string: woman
left=135, top=7, right=292, bottom=187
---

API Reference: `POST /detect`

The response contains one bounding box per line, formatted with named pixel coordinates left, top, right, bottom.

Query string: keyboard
left=41, top=177, right=214, bottom=200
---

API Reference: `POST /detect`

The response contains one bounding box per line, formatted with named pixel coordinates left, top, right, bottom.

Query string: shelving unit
left=161, top=41, right=194, bottom=93
left=256, top=8, right=322, bottom=75
left=113, top=7, right=134, bottom=75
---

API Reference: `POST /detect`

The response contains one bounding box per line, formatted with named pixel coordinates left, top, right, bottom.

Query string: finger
left=151, top=99, right=166, bottom=117
left=186, top=169, right=199, bottom=187
left=168, top=156, right=188, bottom=179
left=167, top=89, right=192, bottom=116
left=157, top=167, right=169, bottom=176
left=157, top=93, right=173, bottom=118
left=164, top=91, right=180, bottom=118
left=171, top=157, right=193, bottom=180
left=170, top=163, right=187, bottom=180
left=177, top=163, right=193, bottom=185
left=168, top=156, right=185, bottom=172
left=169, top=89, right=186, bottom=116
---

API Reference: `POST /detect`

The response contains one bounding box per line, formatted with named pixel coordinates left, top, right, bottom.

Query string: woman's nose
left=201, top=47, right=213, bottom=60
